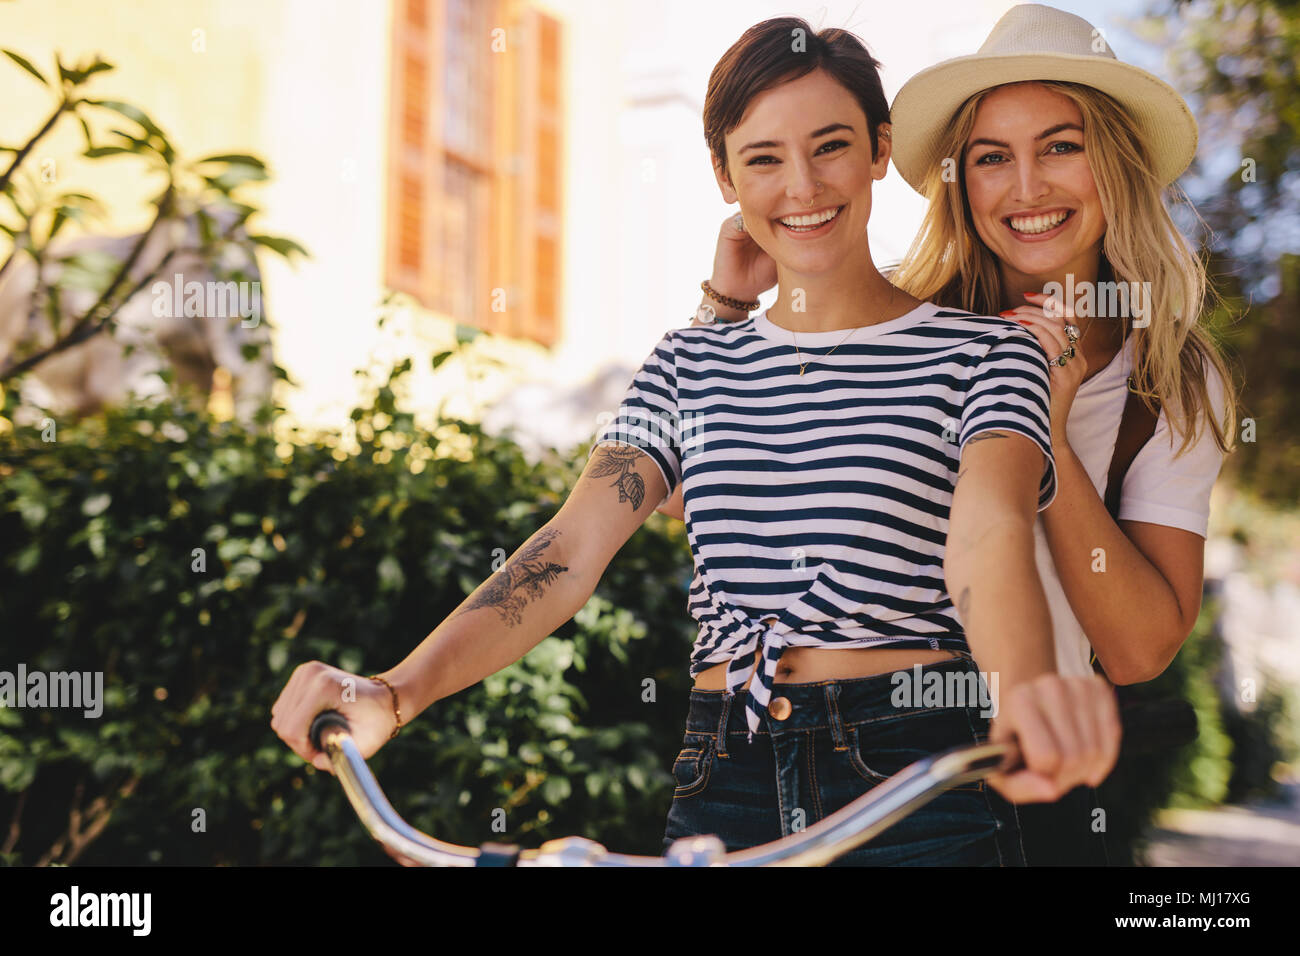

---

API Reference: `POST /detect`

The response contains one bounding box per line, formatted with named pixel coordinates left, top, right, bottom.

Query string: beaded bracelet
left=369, top=674, right=402, bottom=739
left=701, top=279, right=759, bottom=312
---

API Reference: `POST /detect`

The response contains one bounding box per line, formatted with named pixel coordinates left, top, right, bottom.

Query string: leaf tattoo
left=588, top=445, right=646, bottom=511
left=455, top=528, right=570, bottom=627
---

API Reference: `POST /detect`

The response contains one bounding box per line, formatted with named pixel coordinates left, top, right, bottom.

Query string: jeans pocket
left=670, top=733, right=716, bottom=799
left=846, top=708, right=985, bottom=793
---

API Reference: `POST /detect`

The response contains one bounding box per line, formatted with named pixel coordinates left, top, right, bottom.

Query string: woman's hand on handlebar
left=270, top=660, right=399, bottom=773
left=985, top=672, right=1121, bottom=804
left=704, top=211, right=777, bottom=315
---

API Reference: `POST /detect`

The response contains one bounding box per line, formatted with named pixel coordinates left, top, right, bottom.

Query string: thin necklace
left=792, top=325, right=860, bottom=375
left=788, top=286, right=902, bottom=375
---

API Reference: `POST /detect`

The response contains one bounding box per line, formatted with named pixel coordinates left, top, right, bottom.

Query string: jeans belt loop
left=715, top=689, right=733, bottom=758
left=825, top=682, right=847, bottom=750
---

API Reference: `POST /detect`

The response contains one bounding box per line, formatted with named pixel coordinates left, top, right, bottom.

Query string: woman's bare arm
left=946, top=430, right=1121, bottom=803
left=1040, top=441, right=1204, bottom=684
left=382, top=444, right=671, bottom=714
left=271, top=444, right=670, bottom=768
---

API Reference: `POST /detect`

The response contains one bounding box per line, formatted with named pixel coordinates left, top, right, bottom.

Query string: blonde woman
left=668, top=4, right=1236, bottom=864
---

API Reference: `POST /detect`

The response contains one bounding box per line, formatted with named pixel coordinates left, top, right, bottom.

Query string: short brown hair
left=703, top=17, right=890, bottom=184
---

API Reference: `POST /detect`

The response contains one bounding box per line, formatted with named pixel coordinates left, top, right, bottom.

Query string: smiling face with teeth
left=711, top=68, right=889, bottom=283
left=963, top=83, right=1107, bottom=292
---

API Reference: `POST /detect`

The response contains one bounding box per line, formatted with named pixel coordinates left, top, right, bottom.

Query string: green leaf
left=431, top=350, right=454, bottom=371
left=541, top=775, right=571, bottom=803
left=195, top=153, right=267, bottom=169
left=58, top=56, right=113, bottom=86
left=220, top=200, right=257, bottom=226
left=57, top=249, right=121, bottom=291
left=377, top=554, right=405, bottom=593
left=57, top=191, right=102, bottom=210
left=3, top=49, right=48, bottom=86
left=75, top=114, right=95, bottom=150
left=84, top=145, right=134, bottom=159
left=248, top=234, right=309, bottom=260
left=84, top=99, right=165, bottom=142
left=203, top=165, right=267, bottom=194
left=268, top=641, right=290, bottom=673
left=108, top=127, right=148, bottom=148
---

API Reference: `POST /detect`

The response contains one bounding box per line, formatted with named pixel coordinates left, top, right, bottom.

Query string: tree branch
left=0, top=183, right=174, bottom=383
left=1, top=789, right=26, bottom=856
left=36, top=773, right=139, bottom=866
left=0, top=100, right=67, bottom=196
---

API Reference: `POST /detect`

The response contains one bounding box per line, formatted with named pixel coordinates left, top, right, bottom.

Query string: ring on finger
left=1050, top=344, right=1076, bottom=367
left=1064, top=324, right=1080, bottom=344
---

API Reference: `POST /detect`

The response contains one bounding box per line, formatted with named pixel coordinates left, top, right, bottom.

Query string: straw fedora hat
left=889, top=3, right=1198, bottom=193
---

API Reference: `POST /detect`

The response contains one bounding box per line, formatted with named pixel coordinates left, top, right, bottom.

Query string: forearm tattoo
left=453, top=528, right=570, bottom=627
left=588, top=445, right=646, bottom=511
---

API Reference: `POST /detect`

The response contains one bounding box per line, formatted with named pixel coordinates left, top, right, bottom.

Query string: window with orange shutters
left=384, top=0, right=563, bottom=349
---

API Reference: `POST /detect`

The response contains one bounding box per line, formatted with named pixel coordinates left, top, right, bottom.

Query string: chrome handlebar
left=310, top=697, right=1195, bottom=867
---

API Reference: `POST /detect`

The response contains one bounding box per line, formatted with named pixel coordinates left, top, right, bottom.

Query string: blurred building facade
left=1, top=0, right=1014, bottom=450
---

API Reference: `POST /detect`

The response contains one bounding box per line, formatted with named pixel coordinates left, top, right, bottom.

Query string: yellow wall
left=0, top=0, right=555, bottom=435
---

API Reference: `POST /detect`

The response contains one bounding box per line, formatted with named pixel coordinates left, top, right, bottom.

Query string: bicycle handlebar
left=308, top=697, right=1196, bottom=867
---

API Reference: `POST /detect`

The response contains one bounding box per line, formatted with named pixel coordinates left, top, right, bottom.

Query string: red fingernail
left=999, top=310, right=1016, bottom=317
left=1016, top=319, right=1032, bottom=325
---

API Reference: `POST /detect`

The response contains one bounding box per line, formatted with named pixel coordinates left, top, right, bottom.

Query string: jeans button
left=769, top=696, right=792, bottom=720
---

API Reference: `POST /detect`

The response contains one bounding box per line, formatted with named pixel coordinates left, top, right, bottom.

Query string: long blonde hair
left=891, top=80, right=1237, bottom=455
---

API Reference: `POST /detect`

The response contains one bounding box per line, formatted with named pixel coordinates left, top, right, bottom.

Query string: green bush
left=0, top=360, right=1289, bottom=865
left=0, top=364, right=696, bottom=865
left=1221, top=668, right=1300, bottom=804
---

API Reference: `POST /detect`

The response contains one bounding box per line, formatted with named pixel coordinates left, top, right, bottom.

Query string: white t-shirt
left=1042, top=334, right=1230, bottom=676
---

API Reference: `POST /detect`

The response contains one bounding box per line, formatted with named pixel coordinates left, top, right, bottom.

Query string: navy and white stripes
left=591, top=302, right=1056, bottom=740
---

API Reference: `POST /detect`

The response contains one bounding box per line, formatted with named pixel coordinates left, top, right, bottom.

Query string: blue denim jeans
left=661, top=655, right=1026, bottom=866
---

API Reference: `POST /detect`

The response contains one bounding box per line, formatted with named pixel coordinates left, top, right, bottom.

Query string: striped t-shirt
left=590, top=302, right=1057, bottom=740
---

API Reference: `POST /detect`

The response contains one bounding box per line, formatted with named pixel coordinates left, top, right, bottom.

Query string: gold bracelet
left=369, top=674, right=402, bottom=739
left=701, top=279, right=759, bottom=312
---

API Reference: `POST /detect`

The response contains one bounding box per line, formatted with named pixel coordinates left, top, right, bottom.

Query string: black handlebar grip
left=1116, top=697, right=1198, bottom=756
left=309, top=709, right=351, bottom=753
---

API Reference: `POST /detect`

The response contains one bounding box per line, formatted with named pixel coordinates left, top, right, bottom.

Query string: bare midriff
left=692, top=644, right=963, bottom=690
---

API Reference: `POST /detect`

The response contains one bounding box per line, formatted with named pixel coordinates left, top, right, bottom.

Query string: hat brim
left=889, top=53, right=1198, bottom=193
